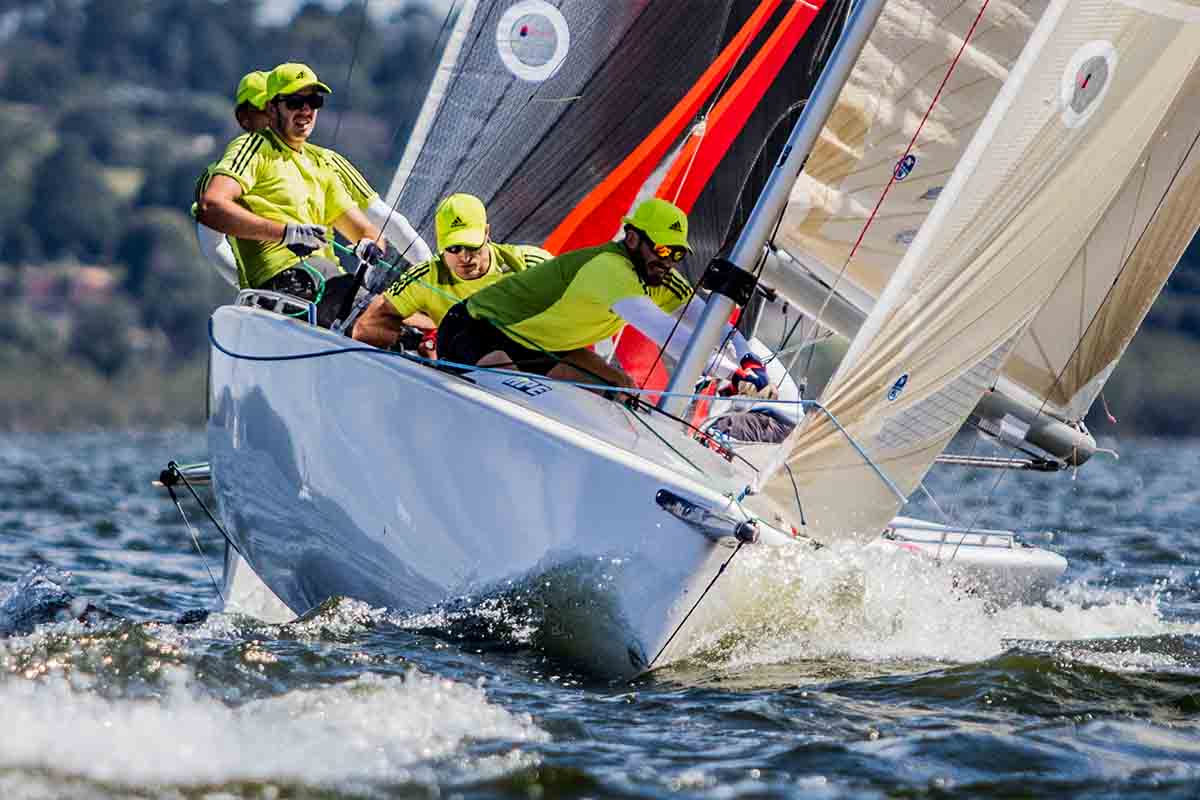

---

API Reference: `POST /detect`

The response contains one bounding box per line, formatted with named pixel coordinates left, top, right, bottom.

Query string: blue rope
left=207, top=319, right=904, bottom=507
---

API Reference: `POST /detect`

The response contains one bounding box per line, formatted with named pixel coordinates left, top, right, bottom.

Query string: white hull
left=207, top=305, right=799, bottom=678
left=873, top=517, right=1067, bottom=605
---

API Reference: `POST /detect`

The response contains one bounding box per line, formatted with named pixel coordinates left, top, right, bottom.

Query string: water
left=3, top=430, right=1200, bottom=798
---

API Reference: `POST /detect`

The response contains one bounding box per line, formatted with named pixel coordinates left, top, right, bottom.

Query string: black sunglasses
left=444, top=243, right=483, bottom=255
left=278, top=94, right=325, bottom=111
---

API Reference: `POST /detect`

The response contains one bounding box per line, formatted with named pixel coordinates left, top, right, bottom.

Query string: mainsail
left=756, top=0, right=1200, bottom=542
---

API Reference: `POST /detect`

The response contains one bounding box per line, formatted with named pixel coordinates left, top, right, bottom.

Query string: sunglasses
left=444, top=243, right=483, bottom=255
left=640, top=233, right=686, bottom=262
left=278, top=94, right=324, bottom=111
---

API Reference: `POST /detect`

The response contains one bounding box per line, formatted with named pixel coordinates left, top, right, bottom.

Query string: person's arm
left=194, top=222, right=239, bottom=288
left=365, top=198, right=433, bottom=265
left=351, top=296, right=436, bottom=347
left=612, top=296, right=742, bottom=377
left=196, top=175, right=286, bottom=242
left=331, top=206, right=387, bottom=251
left=673, top=294, right=758, bottom=360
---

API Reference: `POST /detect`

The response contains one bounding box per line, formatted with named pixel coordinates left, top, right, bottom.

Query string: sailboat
left=198, top=0, right=1200, bottom=678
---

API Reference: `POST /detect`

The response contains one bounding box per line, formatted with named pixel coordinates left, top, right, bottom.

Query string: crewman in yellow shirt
left=438, top=198, right=768, bottom=396
left=196, top=62, right=390, bottom=300
left=193, top=70, right=270, bottom=288
left=352, top=193, right=549, bottom=358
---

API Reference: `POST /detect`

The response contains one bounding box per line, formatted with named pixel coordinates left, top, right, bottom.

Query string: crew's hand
left=354, top=238, right=385, bottom=265
left=417, top=328, right=438, bottom=360
left=281, top=223, right=327, bottom=256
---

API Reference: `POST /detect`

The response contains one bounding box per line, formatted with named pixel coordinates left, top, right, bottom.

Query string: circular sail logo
left=1061, top=41, right=1117, bottom=129
left=887, top=373, right=909, bottom=402
left=497, top=1, right=570, bottom=82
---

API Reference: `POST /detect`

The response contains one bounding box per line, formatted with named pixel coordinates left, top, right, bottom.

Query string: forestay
left=756, top=0, right=1200, bottom=543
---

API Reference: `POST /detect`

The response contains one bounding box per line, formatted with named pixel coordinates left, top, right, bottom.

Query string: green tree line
left=0, top=0, right=1198, bottom=435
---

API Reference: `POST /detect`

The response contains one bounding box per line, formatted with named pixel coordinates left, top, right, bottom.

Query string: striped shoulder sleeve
left=385, top=263, right=432, bottom=297
left=385, top=263, right=432, bottom=317
left=211, top=132, right=268, bottom=193
left=520, top=245, right=552, bottom=268
left=321, top=147, right=376, bottom=207
left=663, top=269, right=693, bottom=302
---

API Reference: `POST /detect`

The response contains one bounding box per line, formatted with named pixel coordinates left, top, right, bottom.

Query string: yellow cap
left=435, top=193, right=488, bottom=251
left=623, top=198, right=691, bottom=251
left=235, top=71, right=269, bottom=110
left=266, top=62, right=332, bottom=101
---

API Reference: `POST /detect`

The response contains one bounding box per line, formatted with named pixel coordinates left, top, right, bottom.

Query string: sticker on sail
left=919, top=186, right=942, bottom=201
left=1060, top=41, right=1117, bottom=129
left=894, top=229, right=918, bottom=246
left=887, top=373, right=909, bottom=402
left=496, top=1, right=570, bottom=82
left=893, top=154, right=917, bottom=180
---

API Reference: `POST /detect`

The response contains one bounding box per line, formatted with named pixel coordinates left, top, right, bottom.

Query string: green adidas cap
left=235, top=70, right=269, bottom=110
left=435, top=193, right=488, bottom=251
left=266, top=62, right=332, bottom=101
left=623, top=197, right=691, bottom=251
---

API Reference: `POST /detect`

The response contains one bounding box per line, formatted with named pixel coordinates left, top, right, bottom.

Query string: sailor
left=438, top=197, right=769, bottom=396
left=196, top=62, right=393, bottom=301
left=192, top=70, right=271, bottom=288
left=352, top=193, right=549, bottom=358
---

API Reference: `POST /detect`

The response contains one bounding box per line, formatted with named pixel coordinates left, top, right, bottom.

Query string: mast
left=659, top=0, right=888, bottom=416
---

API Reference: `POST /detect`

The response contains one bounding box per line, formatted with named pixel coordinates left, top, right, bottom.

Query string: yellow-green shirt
left=385, top=243, right=550, bottom=324
left=309, top=143, right=377, bottom=209
left=466, top=242, right=692, bottom=351
left=210, top=129, right=357, bottom=288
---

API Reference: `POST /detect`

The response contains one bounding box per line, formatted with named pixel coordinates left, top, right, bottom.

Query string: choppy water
left=3, top=430, right=1200, bottom=798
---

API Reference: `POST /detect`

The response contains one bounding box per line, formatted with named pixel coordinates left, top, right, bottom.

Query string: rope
left=803, top=0, right=993, bottom=341
left=648, top=540, right=746, bottom=669
left=164, top=481, right=224, bottom=604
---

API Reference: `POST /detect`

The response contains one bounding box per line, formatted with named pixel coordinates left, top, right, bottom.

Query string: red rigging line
left=541, top=0, right=786, bottom=255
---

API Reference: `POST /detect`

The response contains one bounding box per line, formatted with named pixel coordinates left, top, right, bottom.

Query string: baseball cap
left=235, top=71, right=269, bottom=110
left=435, top=194, right=488, bottom=251
left=266, top=63, right=332, bottom=101
left=623, top=198, right=691, bottom=251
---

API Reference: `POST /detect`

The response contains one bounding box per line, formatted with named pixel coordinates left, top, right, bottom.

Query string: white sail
left=771, top=0, right=1050, bottom=321
left=757, top=0, right=1200, bottom=543
left=1000, top=62, right=1200, bottom=422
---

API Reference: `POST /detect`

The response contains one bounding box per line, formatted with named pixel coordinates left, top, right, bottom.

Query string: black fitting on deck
left=701, top=258, right=759, bottom=306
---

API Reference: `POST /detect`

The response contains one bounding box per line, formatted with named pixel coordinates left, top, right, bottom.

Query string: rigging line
left=807, top=0, right=993, bottom=339
left=164, top=482, right=225, bottom=605
left=379, top=0, right=463, bottom=238
left=648, top=540, right=746, bottom=669
left=667, top=0, right=772, bottom=205
left=167, top=461, right=247, bottom=561
left=331, top=0, right=371, bottom=148
left=947, top=122, right=1200, bottom=561
left=209, top=318, right=772, bottom=472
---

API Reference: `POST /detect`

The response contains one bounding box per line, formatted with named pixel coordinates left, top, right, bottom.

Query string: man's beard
left=630, top=248, right=666, bottom=286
